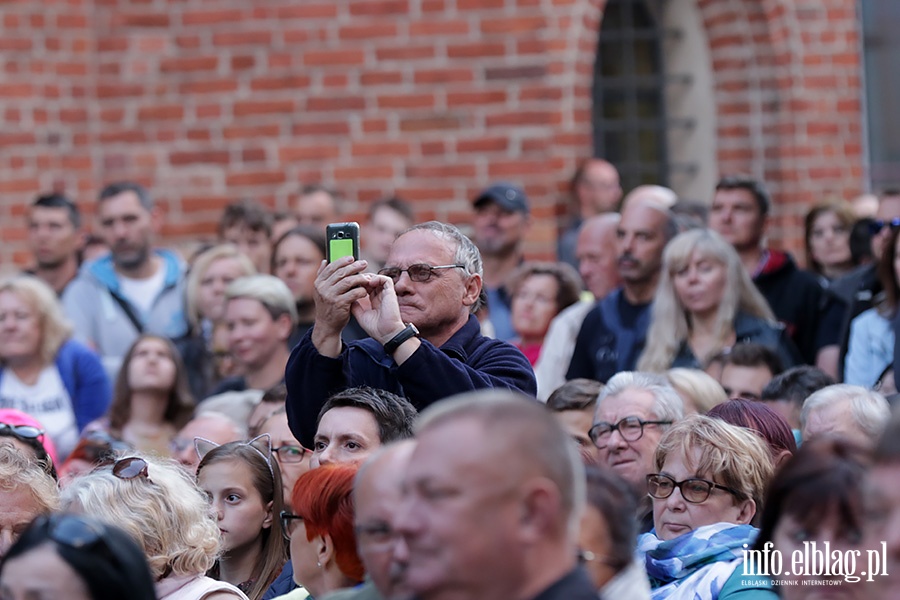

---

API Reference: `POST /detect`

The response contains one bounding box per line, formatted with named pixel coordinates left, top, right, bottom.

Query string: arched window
left=593, top=0, right=715, bottom=201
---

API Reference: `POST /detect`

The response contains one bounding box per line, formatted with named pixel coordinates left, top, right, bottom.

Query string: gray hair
left=416, top=390, right=585, bottom=538
left=225, top=274, right=298, bottom=325
left=404, top=221, right=484, bottom=313
left=801, top=384, right=891, bottom=439
left=598, top=371, right=685, bottom=425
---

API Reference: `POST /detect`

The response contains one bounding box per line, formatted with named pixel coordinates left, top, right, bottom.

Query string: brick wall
left=0, top=0, right=864, bottom=267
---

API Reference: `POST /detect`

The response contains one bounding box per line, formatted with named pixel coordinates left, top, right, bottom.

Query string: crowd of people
left=1, top=163, right=900, bottom=600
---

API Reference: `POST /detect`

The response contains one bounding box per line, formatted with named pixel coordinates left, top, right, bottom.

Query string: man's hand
left=351, top=274, right=407, bottom=345
left=311, top=257, right=369, bottom=357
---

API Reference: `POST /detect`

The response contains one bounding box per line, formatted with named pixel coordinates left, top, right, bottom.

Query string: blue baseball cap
left=473, top=182, right=530, bottom=214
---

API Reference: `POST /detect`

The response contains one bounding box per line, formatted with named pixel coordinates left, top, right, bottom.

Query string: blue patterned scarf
left=636, top=522, right=757, bottom=600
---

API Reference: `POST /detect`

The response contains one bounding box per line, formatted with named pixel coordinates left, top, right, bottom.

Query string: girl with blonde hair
left=637, top=229, right=800, bottom=373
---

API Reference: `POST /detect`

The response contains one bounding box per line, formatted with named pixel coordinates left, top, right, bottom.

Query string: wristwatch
left=383, top=323, right=420, bottom=355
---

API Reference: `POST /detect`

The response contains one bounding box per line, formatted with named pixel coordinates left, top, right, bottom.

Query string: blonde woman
left=178, top=244, right=256, bottom=399
left=637, top=229, right=801, bottom=373
left=61, top=452, right=249, bottom=600
left=638, top=414, right=776, bottom=599
left=0, top=275, right=110, bottom=458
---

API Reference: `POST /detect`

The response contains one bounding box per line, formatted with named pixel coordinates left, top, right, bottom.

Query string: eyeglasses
left=588, top=417, right=672, bottom=447
left=0, top=422, right=44, bottom=443
left=868, top=218, right=900, bottom=235
left=112, top=456, right=151, bottom=481
left=280, top=511, right=303, bottom=536
left=273, top=445, right=308, bottom=463
left=378, top=264, right=466, bottom=283
left=646, top=473, right=741, bottom=504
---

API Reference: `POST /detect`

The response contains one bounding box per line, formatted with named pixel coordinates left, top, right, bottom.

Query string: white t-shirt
left=0, top=365, right=79, bottom=458
left=119, top=266, right=166, bottom=317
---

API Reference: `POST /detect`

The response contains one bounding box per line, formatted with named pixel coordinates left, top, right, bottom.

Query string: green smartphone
left=326, top=222, right=360, bottom=263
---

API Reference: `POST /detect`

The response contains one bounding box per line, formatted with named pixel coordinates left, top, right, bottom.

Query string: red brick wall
left=699, top=0, right=864, bottom=255
left=0, top=0, right=863, bottom=267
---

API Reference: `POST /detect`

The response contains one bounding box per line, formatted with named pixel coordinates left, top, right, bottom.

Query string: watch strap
left=383, top=323, right=419, bottom=355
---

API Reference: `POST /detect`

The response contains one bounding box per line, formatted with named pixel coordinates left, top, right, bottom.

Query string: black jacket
left=285, top=314, right=537, bottom=448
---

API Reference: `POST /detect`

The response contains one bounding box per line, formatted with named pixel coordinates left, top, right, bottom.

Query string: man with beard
left=285, top=221, right=535, bottom=449
left=25, top=193, right=84, bottom=296
left=62, top=182, right=187, bottom=378
left=566, top=191, right=678, bottom=382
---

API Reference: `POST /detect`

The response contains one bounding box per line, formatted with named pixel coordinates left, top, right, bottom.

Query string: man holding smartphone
left=285, top=221, right=537, bottom=449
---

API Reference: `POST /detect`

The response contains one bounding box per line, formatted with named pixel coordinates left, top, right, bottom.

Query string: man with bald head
left=535, top=213, right=620, bottom=399
left=324, top=441, right=416, bottom=600
left=566, top=192, right=678, bottom=383
left=396, top=390, right=595, bottom=600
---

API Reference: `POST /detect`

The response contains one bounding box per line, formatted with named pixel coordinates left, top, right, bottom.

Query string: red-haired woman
left=277, top=465, right=363, bottom=600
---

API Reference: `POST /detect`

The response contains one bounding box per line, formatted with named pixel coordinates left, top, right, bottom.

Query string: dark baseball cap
left=473, top=182, right=530, bottom=214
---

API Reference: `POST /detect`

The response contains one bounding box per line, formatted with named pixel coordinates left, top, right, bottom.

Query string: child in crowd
left=197, top=436, right=288, bottom=600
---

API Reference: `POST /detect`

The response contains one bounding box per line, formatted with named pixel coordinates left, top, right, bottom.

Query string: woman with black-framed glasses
left=636, top=414, right=777, bottom=600
left=0, top=513, right=156, bottom=600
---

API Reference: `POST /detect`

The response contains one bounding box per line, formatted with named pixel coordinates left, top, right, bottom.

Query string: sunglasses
left=868, top=218, right=900, bottom=235
left=112, top=456, right=152, bottom=482
left=0, top=422, right=44, bottom=443
left=31, top=514, right=123, bottom=570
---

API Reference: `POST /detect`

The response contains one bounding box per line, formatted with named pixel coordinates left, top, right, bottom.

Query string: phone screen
left=329, top=238, right=355, bottom=262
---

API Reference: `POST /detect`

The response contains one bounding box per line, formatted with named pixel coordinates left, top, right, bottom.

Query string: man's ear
left=517, top=477, right=562, bottom=543
left=462, top=273, right=482, bottom=308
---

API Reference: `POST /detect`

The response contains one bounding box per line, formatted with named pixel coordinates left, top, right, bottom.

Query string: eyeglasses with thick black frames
left=378, top=264, right=466, bottom=283
left=646, top=473, right=741, bottom=504
left=280, top=510, right=303, bottom=539
left=588, top=417, right=672, bottom=447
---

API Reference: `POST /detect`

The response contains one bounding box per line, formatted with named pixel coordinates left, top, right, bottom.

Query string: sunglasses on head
left=112, top=456, right=152, bottom=482
left=868, top=218, right=900, bottom=235
left=0, top=422, right=44, bottom=443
